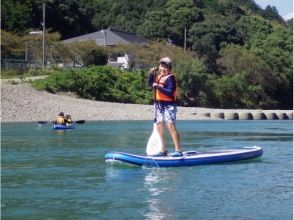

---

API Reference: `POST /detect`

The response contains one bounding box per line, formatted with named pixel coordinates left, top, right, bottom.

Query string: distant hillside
left=2, top=0, right=293, bottom=109
left=286, top=18, right=293, bottom=26
left=2, top=0, right=287, bottom=39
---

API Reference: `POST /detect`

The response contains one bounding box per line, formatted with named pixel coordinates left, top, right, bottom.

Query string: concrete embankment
left=190, top=109, right=292, bottom=120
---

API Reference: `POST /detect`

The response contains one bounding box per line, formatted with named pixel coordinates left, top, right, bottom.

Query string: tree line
left=2, top=0, right=293, bottom=109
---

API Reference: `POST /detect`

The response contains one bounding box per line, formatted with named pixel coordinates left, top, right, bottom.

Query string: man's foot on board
left=152, top=151, right=168, bottom=157
left=170, top=151, right=183, bottom=157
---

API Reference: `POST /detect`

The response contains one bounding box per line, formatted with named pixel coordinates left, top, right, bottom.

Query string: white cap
left=159, top=57, right=172, bottom=68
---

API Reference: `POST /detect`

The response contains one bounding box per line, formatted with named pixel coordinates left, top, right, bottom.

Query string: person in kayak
left=65, top=114, right=73, bottom=126
left=55, top=112, right=66, bottom=125
left=147, top=57, right=183, bottom=157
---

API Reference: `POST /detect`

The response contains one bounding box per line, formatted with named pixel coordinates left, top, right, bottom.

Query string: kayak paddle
left=37, top=120, right=85, bottom=124
left=75, top=120, right=85, bottom=124
left=37, top=121, right=53, bottom=124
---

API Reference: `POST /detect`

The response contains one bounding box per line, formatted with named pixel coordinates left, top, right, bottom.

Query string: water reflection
left=105, top=166, right=175, bottom=219
left=143, top=169, right=173, bottom=220
left=104, top=165, right=141, bottom=182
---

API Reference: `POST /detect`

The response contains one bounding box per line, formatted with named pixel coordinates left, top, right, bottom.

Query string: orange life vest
left=155, top=73, right=177, bottom=102
left=56, top=116, right=65, bottom=125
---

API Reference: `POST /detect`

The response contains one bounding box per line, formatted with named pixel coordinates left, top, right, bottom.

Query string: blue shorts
left=154, top=102, right=177, bottom=123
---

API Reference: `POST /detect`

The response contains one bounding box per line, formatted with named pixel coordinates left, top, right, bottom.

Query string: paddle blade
left=37, top=121, right=49, bottom=124
left=146, top=123, right=163, bottom=155
left=75, top=120, right=85, bottom=124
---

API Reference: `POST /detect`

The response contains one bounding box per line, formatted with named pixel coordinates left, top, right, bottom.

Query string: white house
left=63, top=28, right=148, bottom=69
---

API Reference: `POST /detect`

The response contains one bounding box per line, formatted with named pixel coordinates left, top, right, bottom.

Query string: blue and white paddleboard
left=105, top=146, right=263, bottom=167
left=52, top=124, right=76, bottom=130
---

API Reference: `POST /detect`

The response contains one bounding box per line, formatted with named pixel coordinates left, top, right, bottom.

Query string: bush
left=32, top=66, right=152, bottom=104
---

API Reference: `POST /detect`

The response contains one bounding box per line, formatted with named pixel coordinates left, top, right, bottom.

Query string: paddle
left=37, top=120, right=85, bottom=124
left=146, top=121, right=163, bottom=155
left=38, top=121, right=52, bottom=124
left=74, top=120, right=85, bottom=124
left=146, top=68, right=163, bottom=155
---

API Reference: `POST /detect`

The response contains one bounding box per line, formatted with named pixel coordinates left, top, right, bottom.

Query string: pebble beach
left=1, top=82, right=292, bottom=122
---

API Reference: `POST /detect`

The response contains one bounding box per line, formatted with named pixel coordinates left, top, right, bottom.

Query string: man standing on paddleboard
left=148, top=57, right=183, bottom=157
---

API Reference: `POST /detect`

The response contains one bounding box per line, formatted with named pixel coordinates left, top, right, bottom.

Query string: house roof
left=63, top=28, right=149, bottom=46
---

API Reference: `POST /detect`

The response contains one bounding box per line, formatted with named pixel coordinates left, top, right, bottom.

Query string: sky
left=254, top=0, right=293, bottom=20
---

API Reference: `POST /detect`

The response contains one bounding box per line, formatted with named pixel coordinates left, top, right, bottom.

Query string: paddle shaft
left=37, top=120, right=85, bottom=124
left=146, top=68, right=163, bottom=155
left=152, top=68, right=158, bottom=122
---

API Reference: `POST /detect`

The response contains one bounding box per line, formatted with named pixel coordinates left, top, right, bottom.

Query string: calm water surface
left=1, top=121, right=293, bottom=219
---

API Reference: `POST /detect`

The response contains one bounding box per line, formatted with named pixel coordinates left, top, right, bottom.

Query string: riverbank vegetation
left=2, top=0, right=293, bottom=109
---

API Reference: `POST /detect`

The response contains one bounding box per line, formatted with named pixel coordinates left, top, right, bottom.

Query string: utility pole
left=184, top=27, right=187, bottom=51
left=101, top=30, right=106, bottom=46
left=42, top=2, right=45, bottom=69
left=25, top=42, right=28, bottom=61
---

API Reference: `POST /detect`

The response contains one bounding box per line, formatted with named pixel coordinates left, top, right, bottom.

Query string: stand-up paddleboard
left=105, top=146, right=263, bottom=167
left=52, top=124, right=76, bottom=130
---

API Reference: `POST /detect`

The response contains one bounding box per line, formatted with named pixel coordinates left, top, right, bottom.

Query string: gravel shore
left=1, top=82, right=292, bottom=122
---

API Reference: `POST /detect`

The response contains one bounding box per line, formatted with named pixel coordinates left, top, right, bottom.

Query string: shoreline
left=1, top=83, right=292, bottom=122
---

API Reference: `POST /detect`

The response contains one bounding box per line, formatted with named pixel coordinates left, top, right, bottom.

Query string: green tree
left=249, top=26, right=293, bottom=108
left=109, top=0, right=150, bottom=33
left=65, top=41, right=108, bottom=66
left=165, top=0, right=203, bottom=45
left=174, top=57, right=209, bottom=106
left=2, top=0, right=32, bottom=33
left=262, top=5, right=284, bottom=23
left=189, top=14, right=243, bottom=72
left=209, top=72, right=277, bottom=109
left=91, top=0, right=113, bottom=29
left=235, top=15, right=272, bottom=44
left=1, top=30, right=26, bottom=58
left=215, top=45, right=278, bottom=108
left=138, top=10, right=170, bottom=39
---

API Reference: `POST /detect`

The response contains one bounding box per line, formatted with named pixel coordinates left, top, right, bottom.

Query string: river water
left=1, top=120, right=293, bottom=219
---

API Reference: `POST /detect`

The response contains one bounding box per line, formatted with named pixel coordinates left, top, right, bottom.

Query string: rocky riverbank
left=1, top=82, right=292, bottom=122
